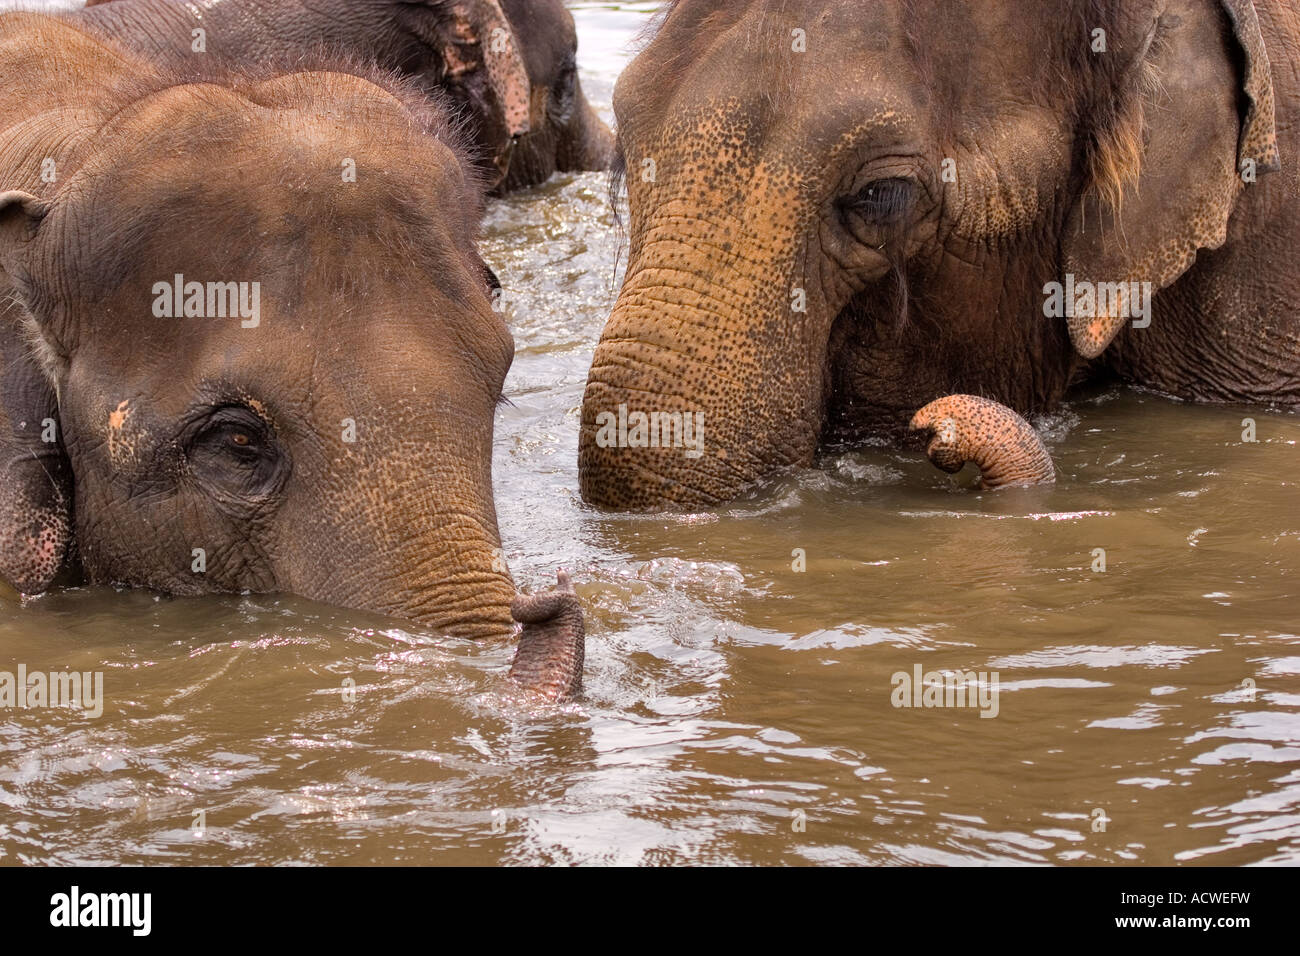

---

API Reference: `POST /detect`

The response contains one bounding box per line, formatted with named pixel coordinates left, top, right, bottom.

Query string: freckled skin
left=0, top=322, right=71, bottom=594
left=579, top=0, right=1299, bottom=510
left=909, top=395, right=1055, bottom=490
left=508, top=569, right=585, bottom=700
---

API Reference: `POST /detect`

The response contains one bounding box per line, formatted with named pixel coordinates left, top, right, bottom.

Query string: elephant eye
left=184, top=404, right=288, bottom=499
left=842, top=178, right=915, bottom=227
left=207, top=421, right=262, bottom=460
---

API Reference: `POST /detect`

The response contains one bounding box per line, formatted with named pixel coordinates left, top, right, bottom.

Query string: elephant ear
left=430, top=0, right=531, bottom=139
left=1062, top=0, right=1279, bottom=359
left=0, top=190, right=74, bottom=595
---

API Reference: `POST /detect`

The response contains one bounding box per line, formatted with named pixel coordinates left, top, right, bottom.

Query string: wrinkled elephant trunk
left=278, top=401, right=519, bottom=641
left=580, top=208, right=825, bottom=510
left=909, top=395, right=1055, bottom=489
left=508, top=569, right=585, bottom=700
left=297, top=508, right=517, bottom=640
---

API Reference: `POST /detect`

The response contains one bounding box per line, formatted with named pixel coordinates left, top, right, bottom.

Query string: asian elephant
left=75, top=0, right=613, bottom=193
left=0, top=13, right=583, bottom=697
left=496, top=0, right=615, bottom=192
left=579, top=0, right=1298, bottom=509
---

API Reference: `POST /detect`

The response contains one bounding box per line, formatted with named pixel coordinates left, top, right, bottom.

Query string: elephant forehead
left=621, top=37, right=930, bottom=169
left=632, top=0, right=1068, bottom=147
left=57, top=82, right=476, bottom=275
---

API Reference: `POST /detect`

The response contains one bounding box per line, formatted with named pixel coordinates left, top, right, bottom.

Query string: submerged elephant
left=0, top=13, right=582, bottom=696
left=496, top=0, right=615, bottom=191
left=579, top=0, right=1297, bottom=509
left=75, top=0, right=612, bottom=192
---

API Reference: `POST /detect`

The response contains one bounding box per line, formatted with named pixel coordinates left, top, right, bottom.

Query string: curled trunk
left=909, top=395, right=1055, bottom=489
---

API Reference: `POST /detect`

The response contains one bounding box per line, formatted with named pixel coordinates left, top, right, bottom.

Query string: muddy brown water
left=1, top=1, right=1297, bottom=866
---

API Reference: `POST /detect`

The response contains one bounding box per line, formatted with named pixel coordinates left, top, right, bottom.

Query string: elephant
left=74, top=0, right=613, bottom=193
left=0, top=13, right=584, bottom=697
left=496, top=0, right=615, bottom=192
left=578, top=0, right=1298, bottom=510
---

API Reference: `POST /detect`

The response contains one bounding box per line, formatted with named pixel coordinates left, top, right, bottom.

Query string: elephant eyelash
left=495, top=393, right=515, bottom=409
left=841, top=178, right=916, bottom=226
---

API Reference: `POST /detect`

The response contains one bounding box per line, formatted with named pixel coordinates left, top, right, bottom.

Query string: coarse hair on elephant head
left=0, top=20, right=517, bottom=637
left=580, top=0, right=1280, bottom=510
left=74, top=0, right=534, bottom=190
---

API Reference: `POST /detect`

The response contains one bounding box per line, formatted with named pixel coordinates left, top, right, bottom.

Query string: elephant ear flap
left=1062, top=0, right=1280, bottom=360
left=1222, top=0, right=1281, bottom=176
left=0, top=191, right=74, bottom=596
left=0, top=189, right=49, bottom=263
left=439, top=0, right=531, bottom=139
left=0, top=360, right=74, bottom=597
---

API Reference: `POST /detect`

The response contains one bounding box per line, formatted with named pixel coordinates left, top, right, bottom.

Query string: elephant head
left=579, top=0, right=1279, bottom=509
left=411, top=0, right=534, bottom=186
left=495, top=0, right=615, bottom=193
left=0, top=50, right=518, bottom=637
